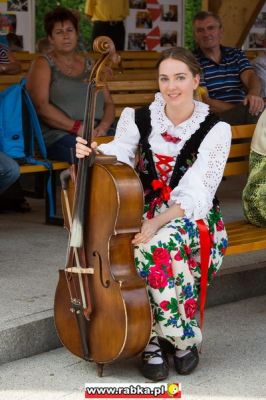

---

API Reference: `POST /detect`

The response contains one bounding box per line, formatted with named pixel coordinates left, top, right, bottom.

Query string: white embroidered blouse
left=98, top=93, right=231, bottom=220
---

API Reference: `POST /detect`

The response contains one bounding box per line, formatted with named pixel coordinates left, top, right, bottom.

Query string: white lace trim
left=149, top=92, right=209, bottom=140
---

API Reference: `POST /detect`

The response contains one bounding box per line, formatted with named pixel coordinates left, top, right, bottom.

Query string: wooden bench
left=107, top=79, right=158, bottom=118
left=19, top=160, right=70, bottom=225
left=10, top=49, right=260, bottom=82
left=223, top=123, right=266, bottom=255
left=96, top=124, right=266, bottom=258
left=11, top=50, right=159, bottom=82
left=0, top=67, right=70, bottom=222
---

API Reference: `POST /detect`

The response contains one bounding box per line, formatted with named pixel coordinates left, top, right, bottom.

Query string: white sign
left=0, top=0, right=35, bottom=51
left=125, top=0, right=184, bottom=51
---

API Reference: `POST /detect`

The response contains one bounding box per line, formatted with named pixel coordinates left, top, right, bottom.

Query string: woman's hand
left=132, top=218, right=162, bottom=245
left=132, top=203, right=185, bottom=245
left=76, top=137, right=97, bottom=158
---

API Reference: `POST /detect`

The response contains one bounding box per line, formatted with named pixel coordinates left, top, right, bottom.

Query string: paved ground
left=0, top=295, right=266, bottom=400
left=0, top=175, right=266, bottom=399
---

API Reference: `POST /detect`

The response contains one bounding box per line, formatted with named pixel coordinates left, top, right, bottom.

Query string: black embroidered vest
left=135, top=105, right=220, bottom=206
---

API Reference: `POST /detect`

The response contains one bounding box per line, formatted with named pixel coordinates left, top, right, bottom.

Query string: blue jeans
left=0, top=152, right=20, bottom=194
left=47, top=135, right=77, bottom=164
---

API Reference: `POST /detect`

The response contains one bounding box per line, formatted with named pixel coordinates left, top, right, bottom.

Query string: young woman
left=26, top=7, right=115, bottom=163
left=76, top=47, right=231, bottom=381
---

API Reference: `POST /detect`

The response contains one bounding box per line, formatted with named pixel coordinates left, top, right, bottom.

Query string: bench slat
left=224, top=161, right=249, bottom=176
left=20, top=161, right=69, bottom=174
left=226, top=220, right=266, bottom=254
left=226, top=240, right=266, bottom=255
left=111, top=93, right=155, bottom=106
left=231, top=124, right=255, bottom=139
left=108, top=80, right=158, bottom=91
left=120, top=60, right=157, bottom=69
left=229, top=142, right=251, bottom=158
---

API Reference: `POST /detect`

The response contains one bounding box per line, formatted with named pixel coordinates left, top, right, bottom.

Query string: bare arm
left=93, top=86, right=115, bottom=137
left=132, top=204, right=185, bottom=245
left=26, top=57, right=82, bottom=135
left=201, top=93, right=235, bottom=114
left=240, top=69, right=265, bottom=115
left=0, top=49, right=21, bottom=74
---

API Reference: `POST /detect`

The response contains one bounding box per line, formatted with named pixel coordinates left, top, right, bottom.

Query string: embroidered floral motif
left=179, top=153, right=197, bottom=174
left=138, top=150, right=149, bottom=174
left=184, top=298, right=198, bottom=319
left=186, top=153, right=197, bottom=167
left=152, top=247, right=171, bottom=266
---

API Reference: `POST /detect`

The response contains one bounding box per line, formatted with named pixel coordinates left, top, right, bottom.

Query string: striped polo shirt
left=193, top=46, right=253, bottom=104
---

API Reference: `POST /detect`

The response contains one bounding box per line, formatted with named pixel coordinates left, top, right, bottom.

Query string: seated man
left=0, top=152, right=30, bottom=212
left=0, top=152, right=19, bottom=195
left=0, top=43, right=21, bottom=74
left=192, top=11, right=265, bottom=125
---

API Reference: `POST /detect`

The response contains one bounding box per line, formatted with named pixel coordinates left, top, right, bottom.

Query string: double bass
left=54, top=37, right=152, bottom=376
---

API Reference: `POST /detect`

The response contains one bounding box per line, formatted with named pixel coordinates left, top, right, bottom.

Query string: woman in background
left=26, top=6, right=115, bottom=163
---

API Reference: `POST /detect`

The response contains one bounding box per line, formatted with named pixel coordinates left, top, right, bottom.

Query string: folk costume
left=98, top=93, right=231, bottom=350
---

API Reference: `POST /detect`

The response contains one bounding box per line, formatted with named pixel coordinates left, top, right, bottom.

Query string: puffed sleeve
left=170, top=121, right=231, bottom=220
left=97, top=107, right=140, bottom=167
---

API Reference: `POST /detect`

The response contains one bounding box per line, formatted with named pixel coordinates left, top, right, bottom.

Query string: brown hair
left=192, top=11, right=222, bottom=28
left=44, top=6, right=79, bottom=37
left=156, top=46, right=201, bottom=77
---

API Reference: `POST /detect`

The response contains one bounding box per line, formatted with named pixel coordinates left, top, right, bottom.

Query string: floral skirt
left=243, top=151, right=266, bottom=227
left=134, top=205, right=228, bottom=350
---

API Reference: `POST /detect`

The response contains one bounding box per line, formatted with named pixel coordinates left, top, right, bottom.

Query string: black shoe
left=173, top=346, right=199, bottom=375
left=140, top=338, right=169, bottom=381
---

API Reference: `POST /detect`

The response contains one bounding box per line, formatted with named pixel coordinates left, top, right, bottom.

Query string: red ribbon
left=161, top=132, right=181, bottom=144
left=151, top=179, right=172, bottom=201
left=196, top=219, right=211, bottom=331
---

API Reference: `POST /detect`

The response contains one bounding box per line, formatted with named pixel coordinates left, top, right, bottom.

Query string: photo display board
left=245, top=1, right=266, bottom=50
left=125, top=0, right=184, bottom=51
left=0, top=0, right=35, bottom=51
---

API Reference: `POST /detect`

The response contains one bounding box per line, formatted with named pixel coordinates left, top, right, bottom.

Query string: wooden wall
left=205, top=0, right=265, bottom=47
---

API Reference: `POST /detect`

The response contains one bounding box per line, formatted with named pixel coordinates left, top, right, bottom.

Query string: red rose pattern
left=148, top=265, right=168, bottom=289
left=160, top=300, right=170, bottom=311
left=152, top=247, right=170, bottom=265
left=184, top=298, right=198, bottom=319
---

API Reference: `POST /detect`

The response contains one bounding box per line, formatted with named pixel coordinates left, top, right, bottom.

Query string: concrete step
left=1, top=246, right=266, bottom=365
left=1, top=295, right=266, bottom=400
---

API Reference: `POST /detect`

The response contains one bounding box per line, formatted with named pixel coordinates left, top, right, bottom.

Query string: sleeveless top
left=41, top=54, right=105, bottom=147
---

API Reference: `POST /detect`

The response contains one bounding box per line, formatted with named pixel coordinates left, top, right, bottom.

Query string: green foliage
left=35, top=0, right=92, bottom=51
left=184, top=0, right=202, bottom=50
